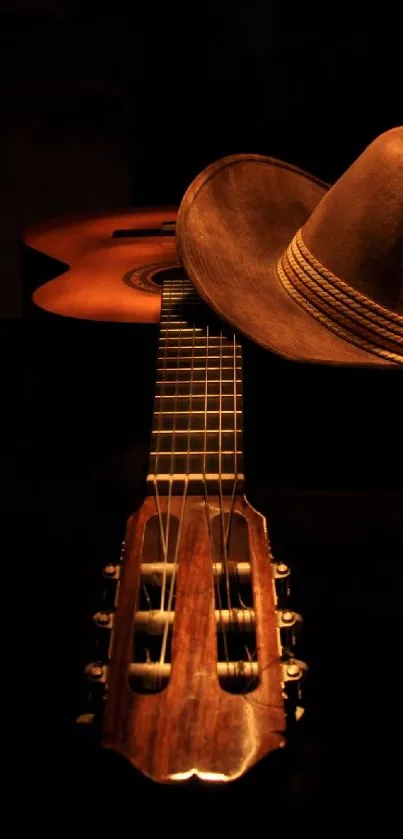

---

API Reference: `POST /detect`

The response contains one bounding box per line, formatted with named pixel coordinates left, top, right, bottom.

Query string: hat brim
left=176, top=154, right=391, bottom=367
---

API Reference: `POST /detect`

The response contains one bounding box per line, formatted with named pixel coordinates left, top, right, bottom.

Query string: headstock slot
left=130, top=511, right=180, bottom=694
left=210, top=510, right=259, bottom=694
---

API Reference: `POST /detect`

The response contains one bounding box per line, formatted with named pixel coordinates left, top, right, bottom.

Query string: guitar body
left=24, top=207, right=305, bottom=784
left=23, top=206, right=178, bottom=323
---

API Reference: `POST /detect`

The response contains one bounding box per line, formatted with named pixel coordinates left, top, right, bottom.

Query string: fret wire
left=149, top=453, right=242, bottom=474
left=150, top=450, right=242, bottom=455
left=154, top=394, right=241, bottom=399
left=149, top=273, right=244, bottom=490
left=155, top=394, right=242, bottom=406
left=159, top=339, right=240, bottom=345
left=154, top=410, right=241, bottom=415
left=147, top=473, right=245, bottom=481
left=151, top=428, right=241, bottom=434
left=155, top=379, right=241, bottom=384
left=158, top=345, right=241, bottom=352
left=157, top=364, right=241, bottom=370
left=157, top=354, right=241, bottom=359
left=159, top=328, right=205, bottom=333
left=152, top=429, right=243, bottom=435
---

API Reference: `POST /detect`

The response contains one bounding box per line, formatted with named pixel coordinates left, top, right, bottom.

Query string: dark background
left=1, top=2, right=403, bottom=833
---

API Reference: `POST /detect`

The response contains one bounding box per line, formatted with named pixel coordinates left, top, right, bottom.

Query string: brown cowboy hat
left=176, top=127, right=403, bottom=366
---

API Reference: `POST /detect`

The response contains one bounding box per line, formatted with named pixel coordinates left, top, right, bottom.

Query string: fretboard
left=146, top=271, right=244, bottom=494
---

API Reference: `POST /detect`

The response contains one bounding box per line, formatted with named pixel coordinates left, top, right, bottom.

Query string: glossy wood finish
left=23, top=207, right=177, bottom=321
left=103, top=494, right=285, bottom=783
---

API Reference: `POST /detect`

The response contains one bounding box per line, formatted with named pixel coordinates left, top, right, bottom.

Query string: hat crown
left=303, top=127, right=403, bottom=313
left=176, top=130, right=403, bottom=366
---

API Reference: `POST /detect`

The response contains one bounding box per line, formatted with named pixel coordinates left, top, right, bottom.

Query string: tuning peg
left=93, top=610, right=114, bottom=630
left=103, top=563, right=121, bottom=581
left=282, top=658, right=308, bottom=723
left=75, top=543, right=125, bottom=736
left=76, top=663, right=108, bottom=733
left=277, top=608, right=303, bottom=658
left=273, top=561, right=291, bottom=606
left=76, top=712, right=96, bottom=726
left=100, top=561, right=121, bottom=611
left=92, top=610, right=114, bottom=662
left=85, top=661, right=108, bottom=684
left=282, top=658, right=307, bottom=681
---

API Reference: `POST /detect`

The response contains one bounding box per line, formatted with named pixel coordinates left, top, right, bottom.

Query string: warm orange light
left=169, top=769, right=230, bottom=783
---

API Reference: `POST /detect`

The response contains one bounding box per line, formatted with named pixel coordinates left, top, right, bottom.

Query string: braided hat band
left=277, top=230, right=403, bottom=365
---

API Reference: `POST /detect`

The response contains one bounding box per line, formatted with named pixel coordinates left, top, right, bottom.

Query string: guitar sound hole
left=212, top=512, right=260, bottom=694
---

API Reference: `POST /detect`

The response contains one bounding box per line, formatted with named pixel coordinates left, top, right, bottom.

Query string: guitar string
left=152, top=278, right=182, bottom=682
left=203, top=325, right=229, bottom=663
left=222, top=331, right=246, bottom=677
left=227, top=334, right=239, bottom=545
left=159, top=273, right=191, bottom=668
left=224, top=332, right=243, bottom=675
left=153, top=276, right=244, bottom=680
left=146, top=278, right=171, bottom=683
left=184, top=319, right=196, bottom=488
left=156, top=278, right=180, bottom=612
left=153, top=281, right=170, bottom=565
left=137, top=276, right=281, bottom=699
left=159, top=477, right=189, bottom=669
left=181, top=287, right=282, bottom=704
left=218, top=328, right=233, bottom=626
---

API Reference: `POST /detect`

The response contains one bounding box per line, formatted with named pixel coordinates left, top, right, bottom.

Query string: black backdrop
left=1, top=3, right=403, bottom=833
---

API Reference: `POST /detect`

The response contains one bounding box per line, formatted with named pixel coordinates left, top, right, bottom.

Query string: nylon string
left=152, top=275, right=242, bottom=678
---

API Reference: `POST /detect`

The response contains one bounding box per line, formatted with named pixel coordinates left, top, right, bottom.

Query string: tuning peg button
left=76, top=666, right=108, bottom=733
left=86, top=662, right=108, bottom=683
left=101, top=562, right=121, bottom=611
left=93, top=611, right=114, bottom=630
left=92, top=611, right=114, bottom=660
left=275, top=562, right=290, bottom=578
left=285, top=662, right=301, bottom=679
left=281, top=658, right=308, bottom=723
left=76, top=712, right=96, bottom=725
left=103, top=563, right=120, bottom=581
left=277, top=609, right=302, bottom=656
left=273, top=562, right=291, bottom=605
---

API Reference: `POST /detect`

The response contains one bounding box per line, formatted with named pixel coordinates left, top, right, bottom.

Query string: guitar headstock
left=78, top=493, right=306, bottom=784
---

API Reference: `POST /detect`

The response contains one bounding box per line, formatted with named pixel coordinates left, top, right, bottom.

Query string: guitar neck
left=147, top=272, right=245, bottom=495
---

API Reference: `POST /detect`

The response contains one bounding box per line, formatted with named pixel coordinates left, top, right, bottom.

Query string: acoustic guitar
left=23, top=207, right=306, bottom=784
